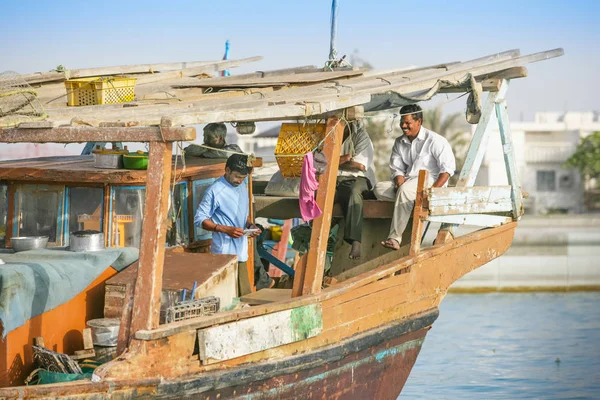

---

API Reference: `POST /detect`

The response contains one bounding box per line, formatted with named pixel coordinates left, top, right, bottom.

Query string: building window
left=536, top=170, right=556, bottom=192
left=558, top=173, right=574, bottom=190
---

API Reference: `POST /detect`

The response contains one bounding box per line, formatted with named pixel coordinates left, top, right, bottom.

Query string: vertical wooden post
left=247, top=172, right=256, bottom=291
left=409, top=170, right=429, bottom=256
left=495, top=79, right=522, bottom=220
left=299, top=117, right=344, bottom=296
left=291, top=254, right=307, bottom=297
left=103, top=184, right=110, bottom=247
left=129, top=141, right=173, bottom=333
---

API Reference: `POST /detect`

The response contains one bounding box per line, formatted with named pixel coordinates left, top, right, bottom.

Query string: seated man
left=375, top=104, right=456, bottom=250
left=335, top=120, right=376, bottom=260
left=185, top=122, right=243, bottom=158
left=194, top=154, right=273, bottom=295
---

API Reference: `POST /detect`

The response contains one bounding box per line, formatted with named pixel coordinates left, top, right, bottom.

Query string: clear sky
left=2, top=0, right=599, bottom=120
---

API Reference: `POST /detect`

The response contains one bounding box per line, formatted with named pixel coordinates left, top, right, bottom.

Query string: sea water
left=402, top=293, right=600, bottom=399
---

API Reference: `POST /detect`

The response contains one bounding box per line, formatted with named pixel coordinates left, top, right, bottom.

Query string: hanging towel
left=299, top=152, right=322, bottom=221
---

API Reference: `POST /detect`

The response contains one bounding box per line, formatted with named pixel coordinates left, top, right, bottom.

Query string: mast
left=328, top=0, right=339, bottom=62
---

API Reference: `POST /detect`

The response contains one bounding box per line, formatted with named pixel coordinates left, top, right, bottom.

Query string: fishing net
left=0, top=71, right=46, bottom=127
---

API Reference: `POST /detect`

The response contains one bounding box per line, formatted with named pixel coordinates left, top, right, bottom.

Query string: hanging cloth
left=299, top=152, right=322, bottom=221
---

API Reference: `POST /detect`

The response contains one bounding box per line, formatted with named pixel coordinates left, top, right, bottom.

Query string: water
left=402, top=293, right=600, bottom=399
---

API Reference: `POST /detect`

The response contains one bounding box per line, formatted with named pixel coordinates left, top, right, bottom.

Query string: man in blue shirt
left=194, top=154, right=268, bottom=296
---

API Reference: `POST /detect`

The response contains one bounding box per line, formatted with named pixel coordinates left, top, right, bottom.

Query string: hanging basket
left=275, top=123, right=326, bottom=178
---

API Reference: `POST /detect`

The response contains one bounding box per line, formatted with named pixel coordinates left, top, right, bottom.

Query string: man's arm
left=202, top=219, right=244, bottom=238
left=432, top=137, right=457, bottom=187
left=389, top=140, right=408, bottom=183
left=433, top=172, right=450, bottom=188
left=339, top=153, right=366, bottom=172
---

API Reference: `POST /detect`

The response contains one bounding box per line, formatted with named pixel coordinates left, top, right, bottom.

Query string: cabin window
left=15, top=184, right=65, bottom=245
left=166, top=182, right=189, bottom=246
left=110, top=186, right=145, bottom=248
left=536, top=170, right=556, bottom=192
left=66, top=187, right=104, bottom=241
left=0, top=184, right=7, bottom=248
left=192, top=178, right=216, bottom=241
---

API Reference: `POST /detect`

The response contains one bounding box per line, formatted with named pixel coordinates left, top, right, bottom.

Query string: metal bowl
left=11, top=236, right=49, bottom=252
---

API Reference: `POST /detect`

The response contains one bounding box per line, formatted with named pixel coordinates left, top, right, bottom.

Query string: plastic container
left=64, top=76, right=137, bottom=106
left=92, top=147, right=128, bottom=169
left=86, top=318, right=120, bottom=346
left=123, top=151, right=149, bottom=170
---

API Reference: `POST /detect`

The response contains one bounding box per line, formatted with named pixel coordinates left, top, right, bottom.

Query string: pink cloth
left=299, top=152, right=322, bottom=221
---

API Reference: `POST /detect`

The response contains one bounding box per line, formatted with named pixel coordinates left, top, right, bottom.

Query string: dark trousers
left=334, top=176, right=370, bottom=244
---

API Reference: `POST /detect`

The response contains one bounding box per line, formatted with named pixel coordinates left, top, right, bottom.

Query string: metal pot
left=69, top=230, right=105, bottom=252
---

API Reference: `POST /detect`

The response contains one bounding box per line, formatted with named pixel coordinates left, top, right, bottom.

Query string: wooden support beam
left=0, top=126, right=196, bottom=143
left=299, top=117, right=344, bottom=296
left=129, top=141, right=173, bottom=334
left=291, top=254, right=307, bottom=297
left=495, top=79, right=522, bottom=219
left=409, top=170, right=429, bottom=256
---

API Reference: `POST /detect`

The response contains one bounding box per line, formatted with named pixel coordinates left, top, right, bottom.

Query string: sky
left=2, top=0, right=599, bottom=121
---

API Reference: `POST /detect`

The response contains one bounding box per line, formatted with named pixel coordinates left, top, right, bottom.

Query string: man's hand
left=393, top=175, right=406, bottom=191
left=246, top=223, right=262, bottom=238
left=339, top=154, right=352, bottom=165
left=219, top=225, right=244, bottom=238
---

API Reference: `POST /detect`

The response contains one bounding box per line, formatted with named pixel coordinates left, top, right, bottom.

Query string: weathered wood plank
left=427, top=185, right=513, bottom=215
left=129, top=141, right=173, bottom=333
left=410, top=170, right=429, bottom=256
left=172, top=70, right=364, bottom=88
left=22, top=57, right=263, bottom=84
left=0, top=126, right=196, bottom=143
left=301, top=118, right=345, bottom=296
left=426, top=214, right=512, bottom=227
left=240, top=289, right=292, bottom=305
left=197, top=304, right=322, bottom=364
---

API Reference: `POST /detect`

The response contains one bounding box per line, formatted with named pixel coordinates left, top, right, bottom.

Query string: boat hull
left=0, top=310, right=437, bottom=399
left=159, top=310, right=437, bottom=399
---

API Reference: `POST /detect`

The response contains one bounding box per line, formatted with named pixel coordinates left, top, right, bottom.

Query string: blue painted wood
left=495, top=80, right=522, bottom=220
left=257, top=246, right=295, bottom=277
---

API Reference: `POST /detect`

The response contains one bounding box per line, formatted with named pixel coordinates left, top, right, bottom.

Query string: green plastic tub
left=123, top=151, right=148, bottom=170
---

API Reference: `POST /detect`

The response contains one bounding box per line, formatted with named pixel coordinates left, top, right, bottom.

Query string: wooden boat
left=0, top=48, right=562, bottom=398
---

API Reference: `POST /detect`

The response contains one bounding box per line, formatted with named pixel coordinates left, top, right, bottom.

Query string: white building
left=476, top=112, right=600, bottom=215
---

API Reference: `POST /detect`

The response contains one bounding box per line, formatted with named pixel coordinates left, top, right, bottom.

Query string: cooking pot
left=70, top=230, right=105, bottom=252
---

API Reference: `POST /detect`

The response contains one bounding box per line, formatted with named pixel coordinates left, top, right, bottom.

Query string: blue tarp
left=0, top=248, right=139, bottom=337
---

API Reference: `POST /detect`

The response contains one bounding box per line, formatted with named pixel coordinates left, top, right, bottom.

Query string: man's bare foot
left=381, top=238, right=400, bottom=250
left=349, top=241, right=361, bottom=260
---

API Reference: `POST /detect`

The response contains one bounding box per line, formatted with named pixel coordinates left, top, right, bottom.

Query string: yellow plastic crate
left=275, top=123, right=326, bottom=178
left=64, top=76, right=137, bottom=106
